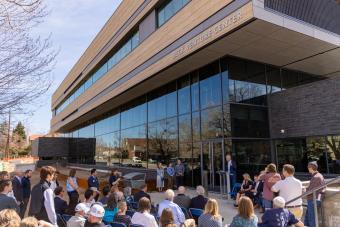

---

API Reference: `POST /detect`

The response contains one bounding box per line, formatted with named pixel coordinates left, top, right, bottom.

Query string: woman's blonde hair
left=238, top=196, right=255, bottom=219
left=117, top=201, right=127, bottom=212
left=242, top=173, right=251, bottom=181
left=181, top=219, right=195, bottom=227
left=0, top=209, right=21, bottom=227
left=204, top=198, right=220, bottom=218
left=20, top=217, right=39, bottom=227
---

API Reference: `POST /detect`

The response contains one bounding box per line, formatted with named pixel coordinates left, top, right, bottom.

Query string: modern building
left=48, top=0, right=340, bottom=190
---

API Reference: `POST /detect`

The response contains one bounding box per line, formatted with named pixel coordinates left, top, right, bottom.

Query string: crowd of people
left=0, top=155, right=327, bottom=227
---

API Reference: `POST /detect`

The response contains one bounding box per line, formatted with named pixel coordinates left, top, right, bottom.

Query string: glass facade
left=62, top=55, right=326, bottom=186
left=157, top=0, right=189, bottom=27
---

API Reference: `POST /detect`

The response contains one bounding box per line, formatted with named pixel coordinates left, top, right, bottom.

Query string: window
left=157, top=0, right=189, bottom=27
left=178, top=75, right=191, bottom=114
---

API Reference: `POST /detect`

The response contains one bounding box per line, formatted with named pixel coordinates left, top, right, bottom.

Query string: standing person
left=175, top=159, right=184, bottom=189
left=29, top=166, right=57, bottom=226
left=259, top=163, right=281, bottom=210
left=157, top=162, right=165, bottom=192
left=50, top=171, right=60, bottom=191
left=157, top=189, right=185, bottom=226
left=260, top=196, right=303, bottom=227
left=0, top=180, right=19, bottom=213
left=12, top=171, right=24, bottom=218
left=108, top=169, right=118, bottom=186
left=67, top=169, right=80, bottom=214
left=225, top=154, right=237, bottom=193
left=272, top=164, right=303, bottom=220
left=166, top=163, right=175, bottom=190
left=84, top=204, right=105, bottom=227
left=304, top=161, right=325, bottom=227
left=131, top=197, right=158, bottom=227
left=21, top=169, right=32, bottom=218
left=198, top=199, right=222, bottom=227
left=230, top=196, right=258, bottom=227
left=88, top=169, right=99, bottom=201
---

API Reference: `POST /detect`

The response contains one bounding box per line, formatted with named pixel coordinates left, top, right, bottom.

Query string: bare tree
left=0, top=0, right=56, bottom=114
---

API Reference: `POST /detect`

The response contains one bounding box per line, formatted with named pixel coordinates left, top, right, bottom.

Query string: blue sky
left=18, top=0, right=122, bottom=135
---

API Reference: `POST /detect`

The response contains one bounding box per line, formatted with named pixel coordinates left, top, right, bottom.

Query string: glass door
left=201, top=140, right=224, bottom=192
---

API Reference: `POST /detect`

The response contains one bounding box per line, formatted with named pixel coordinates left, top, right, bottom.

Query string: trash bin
left=122, top=172, right=146, bottom=189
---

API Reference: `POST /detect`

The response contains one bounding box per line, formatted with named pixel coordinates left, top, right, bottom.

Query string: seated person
left=251, top=174, right=263, bottom=209
left=103, top=193, right=119, bottom=223
left=54, top=186, right=68, bottom=215
left=113, top=201, right=131, bottom=226
left=124, top=186, right=134, bottom=204
left=131, top=197, right=157, bottom=227
left=84, top=204, right=105, bottom=227
left=83, top=189, right=95, bottom=210
left=157, top=189, right=185, bottom=226
left=229, top=196, right=258, bottom=227
left=259, top=196, right=304, bottom=227
left=234, top=173, right=253, bottom=207
left=190, top=185, right=208, bottom=210
left=67, top=203, right=89, bottom=227
left=133, top=184, right=151, bottom=203
left=173, top=186, right=191, bottom=209
left=98, top=186, right=110, bottom=205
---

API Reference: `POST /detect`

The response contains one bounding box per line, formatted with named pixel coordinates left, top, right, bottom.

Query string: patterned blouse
left=198, top=213, right=222, bottom=227
left=229, top=214, right=258, bottom=227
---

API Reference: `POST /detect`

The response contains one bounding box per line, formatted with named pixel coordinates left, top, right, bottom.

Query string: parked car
left=132, top=156, right=142, bottom=163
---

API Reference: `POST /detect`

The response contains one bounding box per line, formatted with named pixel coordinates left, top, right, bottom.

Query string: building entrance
left=201, top=139, right=225, bottom=192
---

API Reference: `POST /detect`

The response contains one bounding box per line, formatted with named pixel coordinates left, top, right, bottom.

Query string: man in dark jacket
left=21, top=169, right=32, bottom=217
left=12, top=171, right=24, bottom=218
left=226, top=154, right=237, bottom=191
left=88, top=169, right=99, bottom=201
left=174, top=186, right=191, bottom=209
left=54, top=186, right=68, bottom=215
left=133, top=184, right=151, bottom=203
left=0, top=179, right=19, bottom=213
left=190, top=185, right=208, bottom=210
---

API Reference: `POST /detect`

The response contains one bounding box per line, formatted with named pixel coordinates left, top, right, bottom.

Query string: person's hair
left=140, top=183, right=147, bottom=190
left=160, top=208, right=174, bottom=227
left=196, top=185, right=205, bottom=196
left=238, top=196, right=255, bottom=219
left=178, top=186, right=185, bottom=194
left=181, top=219, right=195, bottom=227
left=124, top=187, right=131, bottom=196
left=242, top=173, right=251, bottom=181
left=117, top=201, right=127, bottom=212
left=138, top=197, right=151, bottom=213
left=24, top=170, right=32, bottom=175
left=165, top=189, right=175, bottom=201
left=69, top=169, right=76, bottom=177
left=40, top=166, right=56, bottom=181
left=107, top=193, right=118, bottom=209
left=267, top=163, right=277, bottom=173
left=204, top=199, right=220, bottom=218
left=273, top=196, right=286, bottom=208
left=0, top=209, right=21, bottom=227
left=0, top=171, right=9, bottom=180
left=54, top=186, right=64, bottom=196
left=90, top=168, right=96, bottom=174
left=283, top=164, right=295, bottom=175
left=102, top=186, right=110, bottom=196
left=111, top=169, right=117, bottom=175
left=308, top=164, right=317, bottom=171
left=0, top=180, right=11, bottom=192
left=55, top=170, right=60, bottom=175
left=20, top=217, right=39, bottom=227
left=85, top=189, right=94, bottom=200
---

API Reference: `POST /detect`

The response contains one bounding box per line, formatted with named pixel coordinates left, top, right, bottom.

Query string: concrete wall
left=268, top=75, right=340, bottom=139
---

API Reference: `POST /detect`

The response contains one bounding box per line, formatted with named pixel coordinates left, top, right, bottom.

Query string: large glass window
left=157, top=0, right=189, bottom=27
left=78, top=124, right=94, bottom=138
left=95, top=113, right=120, bottom=136
left=179, top=113, right=191, bottom=143
left=191, top=73, right=200, bottom=112
left=201, top=106, right=223, bottom=140
left=178, top=75, right=191, bottom=114
left=121, top=98, right=147, bottom=129
left=95, top=131, right=120, bottom=165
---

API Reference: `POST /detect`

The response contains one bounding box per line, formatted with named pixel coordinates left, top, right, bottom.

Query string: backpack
left=28, top=181, right=49, bottom=216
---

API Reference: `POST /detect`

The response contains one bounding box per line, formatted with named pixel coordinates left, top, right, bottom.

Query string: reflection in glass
left=179, top=114, right=191, bottom=143
left=266, top=66, right=281, bottom=94
left=179, top=143, right=192, bottom=186
left=192, top=111, right=200, bottom=142
left=95, top=132, right=120, bottom=165
left=178, top=76, right=191, bottom=114
left=79, top=124, right=94, bottom=138
left=95, top=113, right=120, bottom=136
left=200, top=73, right=222, bottom=109
left=121, top=101, right=146, bottom=129
left=191, top=73, right=200, bottom=112
left=201, top=106, right=223, bottom=140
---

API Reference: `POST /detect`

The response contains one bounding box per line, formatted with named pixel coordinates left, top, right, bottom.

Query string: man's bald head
left=178, top=186, right=186, bottom=194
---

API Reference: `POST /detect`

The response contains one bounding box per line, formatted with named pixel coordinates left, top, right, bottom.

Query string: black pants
left=20, top=198, right=30, bottom=218
left=67, top=191, right=79, bottom=215
left=176, top=175, right=184, bottom=188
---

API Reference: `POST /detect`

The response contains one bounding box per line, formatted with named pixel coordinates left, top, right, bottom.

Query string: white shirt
left=227, top=160, right=231, bottom=173
left=44, top=188, right=57, bottom=226
left=131, top=211, right=158, bottom=227
left=67, top=214, right=86, bottom=227
left=272, top=176, right=302, bottom=206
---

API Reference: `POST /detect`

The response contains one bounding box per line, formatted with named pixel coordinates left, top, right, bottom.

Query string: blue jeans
left=230, top=173, right=236, bottom=190
left=262, top=198, right=272, bottom=210
left=304, top=200, right=321, bottom=227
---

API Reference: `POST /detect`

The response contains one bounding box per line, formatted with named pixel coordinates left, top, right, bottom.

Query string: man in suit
left=12, top=171, right=24, bottom=218
left=225, top=153, right=237, bottom=192
left=88, top=169, right=99, bottom=201
left=54, top=186, right=68, bottom=215
left=134, top=184, right=151, bottom=203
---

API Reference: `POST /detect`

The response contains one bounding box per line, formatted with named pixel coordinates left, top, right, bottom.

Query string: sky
left=15, top=0, right=122, bottom=135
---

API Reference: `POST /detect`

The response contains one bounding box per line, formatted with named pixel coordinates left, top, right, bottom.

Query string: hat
left=89, top=204, right=105, bottom=218
left=308, top=161, right=318, bottom=169
left=273, top=196, right=285, bottom=208
left=75, top=203, right=90, bottom=213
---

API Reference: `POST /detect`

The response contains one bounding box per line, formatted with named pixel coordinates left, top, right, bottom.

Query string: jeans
left=230, top=173, right=236, bottom=190
left=262, top=198, right=272, bottom=210
left=304, top=199, right=321, bottom=227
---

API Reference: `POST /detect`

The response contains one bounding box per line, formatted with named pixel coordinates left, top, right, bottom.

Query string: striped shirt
left=198, top=213, right=222, bottom=227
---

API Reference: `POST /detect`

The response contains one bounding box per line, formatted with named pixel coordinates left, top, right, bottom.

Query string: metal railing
left=285, top=176, right=340, bottom=227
